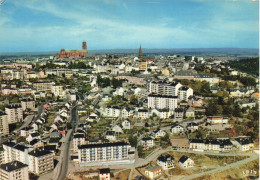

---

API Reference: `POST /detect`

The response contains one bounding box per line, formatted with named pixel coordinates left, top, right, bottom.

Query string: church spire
left=138, top=45, right=143, bottom=60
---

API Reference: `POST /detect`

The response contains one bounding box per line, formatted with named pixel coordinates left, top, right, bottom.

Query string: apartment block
left=148, top=94, right=178, bottom=110
left=73, top=133, right=85, bottom=153
left=148, top=81, right=182, bottom=96
left=5, top=104, right=23, bottom=124
left=51, top=85, right=64, bottom=97
left=21, top=98, right=35, bottom=111
left=178, top=87, right=193, bottom=101
left=33, top=82, right=54, bottom=91
left=0, top=111, right=9, bottom=135
left=0, top=161, right=29, bottom=180
left=78, top=142, right=130, bottom=163
left=28, top=149, right=54, bottom=175
left=2, top=142, right=29, bottom=165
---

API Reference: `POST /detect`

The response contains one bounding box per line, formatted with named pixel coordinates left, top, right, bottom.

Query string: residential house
left=105, top=131, right=116, bottom=141
left=137, top=109, right=149, bottom=120
left=185, top=106, right=195, bottom=118
left=111, top=124, right=122, bottom=133
left=178, top=155, right=194, bottom=168
left=174, top=108, right=184, bottom=121
left=144, top=166, right=163, bottom=180
left=99, top=168, right=110, bottom=180
left=151, top=109, right=173, bottom=119
left=188, top=96, right=204, bottom=107
left=171, top=125, right=185, bottom=135
left=151, top=129, right=166, bottom=139
left=157, top=154, right=175, bottom=170
left=186, top=122, right=199, bottom=132
left=121, top=108, right=134, bottom=119
left=26, top=132, right=40, bottom=143
left=141, top=137, right=154, bottom=149
left=121, top=119, right=131, bottom=130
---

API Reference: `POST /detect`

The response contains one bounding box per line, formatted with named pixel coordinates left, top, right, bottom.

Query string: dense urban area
left=0, top=43, right=258, bottom=180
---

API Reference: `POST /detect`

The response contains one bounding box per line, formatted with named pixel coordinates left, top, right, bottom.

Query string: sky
left=0, top=0, right=259, bottom=52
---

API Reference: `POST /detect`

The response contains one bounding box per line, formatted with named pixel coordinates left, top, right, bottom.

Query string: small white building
left=178, top=155, right=194, bottom=168
left=171, top=125, right=185, bottom=134
left=151, top=129, right=166, bottom=139
left=99, top=168, right=110, bottom=180
left=157, top=154, right=175, bottom=170
left=141, top=137, right=154, bottom=149
left=121, top=119, right=131, bottom=130
left=145, top=166, right=163, bottom=180
left=112, top=125, right=123, bottom=134
left=207, top=116, right=228, bottom=124
left=233, top=136, right=254, bottom=152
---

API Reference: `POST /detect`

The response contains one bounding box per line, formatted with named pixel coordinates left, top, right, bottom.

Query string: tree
left=137, top=145, right=144, bottom=158
left=128, top=135, right=138, bottom=147
left=130, top=96, right=138, bottom=105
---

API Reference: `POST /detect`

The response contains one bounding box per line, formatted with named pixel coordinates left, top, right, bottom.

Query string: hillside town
left=0, top=42, right=258, bottom=180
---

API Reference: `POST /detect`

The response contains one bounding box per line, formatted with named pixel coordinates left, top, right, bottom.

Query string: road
left=14, top=103, right=44, bottom=133
left=133, top=147, right=259, bottom=179
left=15, top=115, right=34, bottom=132
left=55, top=105, right=78, bottom=180
left=181, top=153, right=259, bottom=180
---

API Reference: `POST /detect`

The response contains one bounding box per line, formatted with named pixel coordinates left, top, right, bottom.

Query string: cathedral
left=57, top=41, right=88, bottom=58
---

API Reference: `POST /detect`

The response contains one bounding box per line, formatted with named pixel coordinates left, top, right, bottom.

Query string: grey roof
left=0, top=161, right=28, bottom=172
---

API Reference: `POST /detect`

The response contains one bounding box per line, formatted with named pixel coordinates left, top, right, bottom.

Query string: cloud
left=0, top=0, right=258, bottom=51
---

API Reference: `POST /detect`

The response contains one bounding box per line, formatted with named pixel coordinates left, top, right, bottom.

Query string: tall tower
left=138, top=45, right=143, bottom=60
left=82, top=41, right=87, bottom=50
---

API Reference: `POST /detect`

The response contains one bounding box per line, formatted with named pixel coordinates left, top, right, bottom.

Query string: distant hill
left=228, top=57, right=259, bottom=76
left=0, top=48, right=258, bottom=58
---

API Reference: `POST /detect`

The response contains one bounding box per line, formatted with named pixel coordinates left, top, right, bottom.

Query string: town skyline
left=0, top=0, right=259, bottom=52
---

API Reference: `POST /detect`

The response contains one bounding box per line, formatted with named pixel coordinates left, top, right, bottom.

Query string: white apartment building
left=148, top=94, right=178, bottom=110
left=189, top=139, right=233, bottom=152
left=103, top=107, right=120, bottom=118
left=178, top=87, right=193, bottom=101
left=51, top=85, right=64, bottom=97
left=33, top=82, right=54, bottom=91
left=78, top=142, right=130, bottom=164
left=0, top=161, right=29, bottom=180
left=3, top=142, right=29, bottom=165
left=28, top=149, right=54, bottom=175
left=148, top=81, right=182, bottom=96
left=0, top=112, right=9, bottom=135
left=137, top=109, right=149, bottom=120
left=73, top=133, right=85, bottom=153
left=5, top=104, right=23, bottom=124
left=21, top=98, right=35, bottom=111
left=233, top=136, right=254, bottom=152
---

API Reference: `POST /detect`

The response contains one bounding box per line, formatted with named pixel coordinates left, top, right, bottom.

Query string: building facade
left=78, top=142, right=130, bottom=163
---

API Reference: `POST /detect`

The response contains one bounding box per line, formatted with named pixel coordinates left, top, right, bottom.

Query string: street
left=55, top=105, right=78, bottom=180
